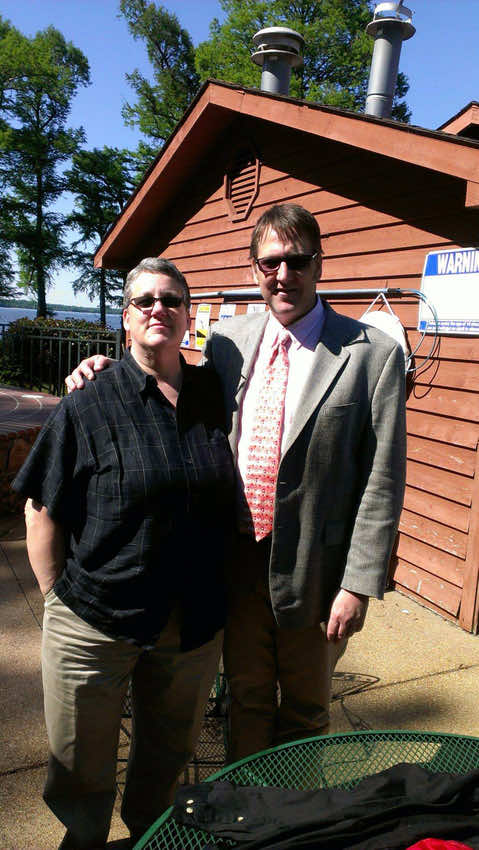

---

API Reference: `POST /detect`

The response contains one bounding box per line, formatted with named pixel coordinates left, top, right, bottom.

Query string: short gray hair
left=123, top=257, right=190, bottom=309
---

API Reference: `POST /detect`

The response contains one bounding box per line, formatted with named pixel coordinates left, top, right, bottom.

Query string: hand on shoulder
left=65, top=355, right=115, bottom=393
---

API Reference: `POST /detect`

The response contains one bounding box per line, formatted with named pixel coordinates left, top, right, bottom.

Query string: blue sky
left=2, top=0, right=479, bottom=307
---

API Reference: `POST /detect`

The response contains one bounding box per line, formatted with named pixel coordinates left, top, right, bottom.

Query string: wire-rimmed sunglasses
left=128, top=293, right=184, bottom=312
left=255, top=252, right=318, bottom=275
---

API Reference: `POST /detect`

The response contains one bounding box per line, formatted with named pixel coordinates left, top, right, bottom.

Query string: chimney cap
left=366, top=2, right=415, bottom=40
left=252, top=27, right=304, bottom=68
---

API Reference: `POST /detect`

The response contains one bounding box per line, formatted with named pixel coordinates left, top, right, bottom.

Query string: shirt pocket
left=315, top=401, right=363, bottom=457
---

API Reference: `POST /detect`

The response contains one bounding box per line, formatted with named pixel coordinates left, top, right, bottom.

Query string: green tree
left=0, top=17, right=17, bottom=295
left=0, top=246, right=16, bottom=297
left=0, top=188, right=15, bottom=296
left=195, top=0, right=409, bottom=120
left=0, top=18, right=90, bottom=316
left=119, top=0, right=200, bottom=166
left=66, top=146, right=137, bottom=325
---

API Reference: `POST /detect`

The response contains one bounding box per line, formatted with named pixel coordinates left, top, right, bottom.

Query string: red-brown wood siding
left=138, top=122, right=479, bottom=633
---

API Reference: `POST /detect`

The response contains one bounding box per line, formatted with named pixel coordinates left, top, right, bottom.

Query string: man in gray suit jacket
left=202, top=203, right=406, bottom=761
left=66, top=203, right=406, bottom=765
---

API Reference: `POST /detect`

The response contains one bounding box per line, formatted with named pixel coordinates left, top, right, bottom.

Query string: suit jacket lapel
left=229, top=312, right=269, bottom=452
left=281, top=305, right=356, bottom=457
left=235, top=312, right=269, bottom=393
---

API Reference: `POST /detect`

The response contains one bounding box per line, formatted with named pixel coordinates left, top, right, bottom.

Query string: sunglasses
left=128, top=293, right=184, bottom=311
left=255, top=252, right=318, bottom=275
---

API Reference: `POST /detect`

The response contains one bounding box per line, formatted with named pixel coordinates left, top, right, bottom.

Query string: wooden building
left=95, top=81, right=479, bottom=634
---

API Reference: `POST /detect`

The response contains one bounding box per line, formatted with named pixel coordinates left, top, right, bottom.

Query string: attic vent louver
left=224, top=147, right=260, bottom=222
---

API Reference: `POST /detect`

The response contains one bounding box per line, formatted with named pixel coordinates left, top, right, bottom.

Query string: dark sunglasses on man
left=255, top=252, right=318, bottom=275
left=128, top=293, right=184, bottom=311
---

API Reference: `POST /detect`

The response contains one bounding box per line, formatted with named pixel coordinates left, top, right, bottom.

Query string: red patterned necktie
left=241, top=329, right=290, bottom=541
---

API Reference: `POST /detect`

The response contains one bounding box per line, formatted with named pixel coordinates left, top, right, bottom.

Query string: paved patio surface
left=0, top=386, right=59, bottom=436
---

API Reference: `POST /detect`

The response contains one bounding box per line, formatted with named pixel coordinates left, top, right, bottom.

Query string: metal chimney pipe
left=251, top=27, right=304, bottom=95
left=365, top=1, right=415, bottom=119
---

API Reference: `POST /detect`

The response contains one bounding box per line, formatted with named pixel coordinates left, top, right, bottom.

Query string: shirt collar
left=122, top=348, right=150, bottom=392
left=266, top=296, right=325, bottom=351
left=122, top=348, right=190, bottom=396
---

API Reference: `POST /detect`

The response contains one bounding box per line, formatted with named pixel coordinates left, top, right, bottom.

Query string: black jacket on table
left=173, top=764, right=479, bottom=849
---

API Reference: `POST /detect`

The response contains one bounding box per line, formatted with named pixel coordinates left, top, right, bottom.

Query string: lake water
left=0, top=306, right=122, bottom=331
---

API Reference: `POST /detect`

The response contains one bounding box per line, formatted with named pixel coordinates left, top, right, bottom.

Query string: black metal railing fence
left=0, top=322, right=122, bottom=396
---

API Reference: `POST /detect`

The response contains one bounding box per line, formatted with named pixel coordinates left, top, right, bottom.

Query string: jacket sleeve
left=340, top=342, right=407, bottom=599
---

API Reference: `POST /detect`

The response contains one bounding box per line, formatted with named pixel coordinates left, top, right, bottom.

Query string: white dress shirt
left=237, top=297, right=325, bottom=495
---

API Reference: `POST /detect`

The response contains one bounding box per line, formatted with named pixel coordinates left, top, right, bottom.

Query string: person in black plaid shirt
left=13, top=258, right=235, bottom=850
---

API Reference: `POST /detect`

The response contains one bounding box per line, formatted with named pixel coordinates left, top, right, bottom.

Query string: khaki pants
left=223, top=536, right=346, bottom=763
left=42, top=591, right=222, bottom=849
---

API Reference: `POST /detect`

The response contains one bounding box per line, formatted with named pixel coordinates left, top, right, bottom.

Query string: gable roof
left=437, top=101, right=479, bottom=140
left=95, top=79, right=479, bottom=269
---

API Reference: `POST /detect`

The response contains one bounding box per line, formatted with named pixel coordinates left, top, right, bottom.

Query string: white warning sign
left=419, top=248, right=479, bottom=335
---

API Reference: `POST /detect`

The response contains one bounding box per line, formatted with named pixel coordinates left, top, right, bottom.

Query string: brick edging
left=0, top=426, right=42, bottom=513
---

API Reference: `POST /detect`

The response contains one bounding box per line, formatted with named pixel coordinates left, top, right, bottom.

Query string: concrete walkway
left=1, top=511, right=478, bottom=850
left=0, top=514, right=130, bottom=850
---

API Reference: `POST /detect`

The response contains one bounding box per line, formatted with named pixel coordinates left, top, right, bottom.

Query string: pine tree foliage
left=0, top=18, right=90, bottom=316
left=66, top=147, right=137, bottom=325
left=195, top=0, right=410, bottom=120
left=120, top=0, right=200, bottom=161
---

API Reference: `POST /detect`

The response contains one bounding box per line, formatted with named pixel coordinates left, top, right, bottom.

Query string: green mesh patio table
left=133, top=729, right=479, bottom=850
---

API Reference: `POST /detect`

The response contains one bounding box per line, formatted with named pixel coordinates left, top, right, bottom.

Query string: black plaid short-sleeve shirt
left=13, top=350, right=235, bottom=649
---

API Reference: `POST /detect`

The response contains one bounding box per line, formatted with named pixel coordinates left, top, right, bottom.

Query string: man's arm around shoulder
left=65, top=354, right=114, bottom=392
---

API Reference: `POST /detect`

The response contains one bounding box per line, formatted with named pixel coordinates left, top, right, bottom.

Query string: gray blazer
left=203, top=302, right=407, bottom=629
